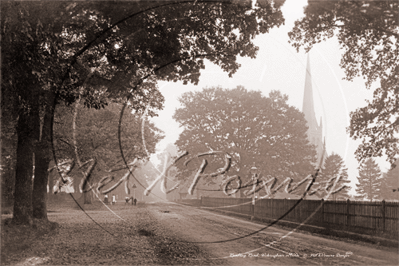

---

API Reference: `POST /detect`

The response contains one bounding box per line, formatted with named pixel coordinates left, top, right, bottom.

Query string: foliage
left=380, top=159, right=399, bottom=200
left=349, top=78, right=399, bottom=166
left=2, top=0, right=287, bottom=114
left=317, top=153, right=350, bottom=200
left=1, top=0, right=286, bottom=223
left=288, top=0, right=399, bottom=166
left=51, top=102, right=164, bottom=189
left=173, top=86, right=317, bottom=185
left=355, top=158, right=382, bottom=201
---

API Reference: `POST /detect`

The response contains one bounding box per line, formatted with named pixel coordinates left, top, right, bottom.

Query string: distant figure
left=104, top=195, right=109, bottom=204
left=112, top=194, right=116, bottom=205
left=133, top=198, right=137, bottom=206
left=125, top=197, right=130, bottom=205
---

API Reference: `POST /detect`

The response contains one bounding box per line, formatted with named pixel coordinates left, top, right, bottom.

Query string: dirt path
left=2, top=203, right=218, bottom=265
left=2, top=201, right=398, bottom=265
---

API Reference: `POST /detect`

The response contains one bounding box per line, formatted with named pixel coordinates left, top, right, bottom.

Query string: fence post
left=321, top=198, right=324, bottom=226
left=252, top=198, right=255, bottom=218
left=284, top=198, right=287, bottom=220
left=382, top=200, right=385, bottom=232
left=347, top=199, right=351, bottom=229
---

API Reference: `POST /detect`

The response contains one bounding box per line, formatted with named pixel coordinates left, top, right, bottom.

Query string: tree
left=1, top=1, right=114, bottom=223
left=316, top=153, right=351, bottom=200
left=1, top=0, right=286, bottom=224
left=355, top=158, right=382, bottom=201
left=1, top=57, right=18, bottom=208
left=51, top=102, right=164, bottom=204
left=380, top=159, right=399, bottom=201
left=173, top=86, right=317, bottom=192
left=53, top=103, right=163, bottom=170
left=288, top=0, right=399, bottom=166
left=349, top=79, right=399, bottom=167
left=0, top=102, right=17, bottom=208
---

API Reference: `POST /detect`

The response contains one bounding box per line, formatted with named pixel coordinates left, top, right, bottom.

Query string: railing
left=178, top=197, right=399, bottom=240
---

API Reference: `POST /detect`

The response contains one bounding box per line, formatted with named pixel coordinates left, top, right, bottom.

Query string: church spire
left=302, top=54, right=318, bottom=130
left=302, top=54, right=327, bottom=166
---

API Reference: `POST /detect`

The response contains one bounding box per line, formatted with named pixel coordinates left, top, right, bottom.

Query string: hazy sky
left=146, top=0, right=390, bottom=194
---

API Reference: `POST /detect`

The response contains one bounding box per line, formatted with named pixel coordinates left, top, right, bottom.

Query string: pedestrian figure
left=125, top=197, right=130, bottom=205
left=104, top=195, right=109, bottom=204
left=130, top=196, right=134, bottom=205
left=133, top=198, right=137, bottom=206
left=112, top=194, right=116, bottom=205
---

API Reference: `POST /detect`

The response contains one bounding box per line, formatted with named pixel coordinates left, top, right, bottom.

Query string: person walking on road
left=112, top=194, right=116, bottom=205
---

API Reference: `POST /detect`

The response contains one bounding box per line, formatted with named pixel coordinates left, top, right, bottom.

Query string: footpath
left=1, top=203, right=216, bottom=265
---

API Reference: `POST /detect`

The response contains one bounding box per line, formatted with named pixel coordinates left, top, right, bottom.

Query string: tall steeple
left=302, top=54, right=318, bottom=132
left=302, top=54, right=326, bottom=166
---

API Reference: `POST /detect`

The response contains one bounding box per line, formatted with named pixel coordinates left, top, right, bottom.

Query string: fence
left=178, top=197, right=399, bottom=240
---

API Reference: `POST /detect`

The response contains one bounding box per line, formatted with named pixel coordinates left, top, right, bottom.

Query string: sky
left=145, top=0, right=391, bottom=195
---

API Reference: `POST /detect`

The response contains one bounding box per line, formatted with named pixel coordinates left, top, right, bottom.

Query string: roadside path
left=2, top=202, right=398, bottom=265
left=2, top=203, right=217, bottom=265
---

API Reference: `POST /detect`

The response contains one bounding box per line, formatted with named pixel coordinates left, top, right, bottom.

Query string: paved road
left=149, top=201, right=398, bottom=265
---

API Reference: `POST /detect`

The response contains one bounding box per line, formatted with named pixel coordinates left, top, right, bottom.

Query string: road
left=2, top=201, right=398, bottom=265
left=149, top=201, right=398, bottom=265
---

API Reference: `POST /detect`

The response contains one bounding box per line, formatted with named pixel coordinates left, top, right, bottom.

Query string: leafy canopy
left=380, top=159, right=399, bottom=200
left=288, top=0, right=399, bottom=166
left=173, top=86, right=317, bottom=183
left=1, top=0, right=287, bottom=223
left=2, top=0, right=286, bottom=112
left=51, top=102, right=164, bottom=190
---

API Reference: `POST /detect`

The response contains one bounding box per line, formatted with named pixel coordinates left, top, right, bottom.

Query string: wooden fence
left=178, top=197, right=399, bottom=240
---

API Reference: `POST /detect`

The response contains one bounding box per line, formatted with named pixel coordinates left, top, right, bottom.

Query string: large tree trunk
left=32, top=145, right=50, bottom=219
left=12, top=75, right=42, bottom=224
left=0, top=85, right=18, bottom=208
left=33, top=92, right=56, bottom=219
left=33, top=150, right=50, bottom=219
left=48, top=167, right=55, bottom=195
left=12, top=110, right=35, bottom=225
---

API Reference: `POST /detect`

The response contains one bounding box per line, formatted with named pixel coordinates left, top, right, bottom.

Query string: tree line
left=1, top=0, right=397, bottom=226
left=355, top=158, right=399, bottom=201
left=1, top=0, right=285, bottom=225
left=171, top=86, right=397, bottom=201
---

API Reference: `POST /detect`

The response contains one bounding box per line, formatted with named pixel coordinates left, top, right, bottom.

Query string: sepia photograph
left=1, top=0, right=398, bottom=265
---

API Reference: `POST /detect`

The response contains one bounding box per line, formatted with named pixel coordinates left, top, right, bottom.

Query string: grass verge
left=1, top=218, right=58, bottom=264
